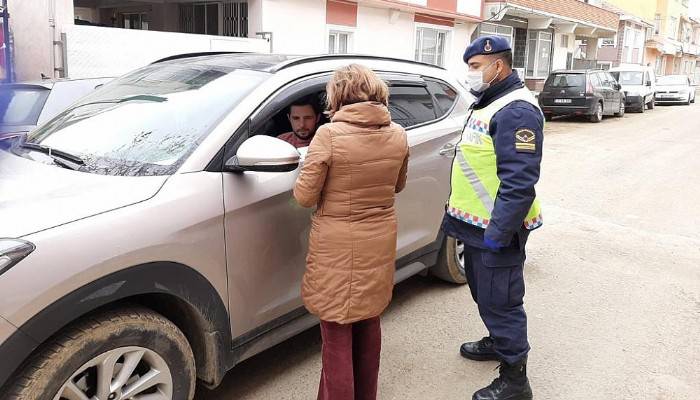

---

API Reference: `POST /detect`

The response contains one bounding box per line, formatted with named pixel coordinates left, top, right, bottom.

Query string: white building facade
left=8, top=0, right=484, bottom=82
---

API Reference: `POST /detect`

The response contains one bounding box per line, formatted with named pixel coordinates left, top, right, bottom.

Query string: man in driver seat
left=277, top=96, right=322, bottom=148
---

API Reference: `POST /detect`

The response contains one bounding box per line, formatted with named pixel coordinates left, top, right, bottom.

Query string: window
left=122, top=13, right=148, bottom=30
left=180, top=2, right=232, bottom=36
left=526, top=31, right=552, bottom=78
left=669, top=17, right=678, bottom=38
left=588, top=73, right=601, bottom=88
left=328, top=31, right=352, bottom=54
left=425, top=79, right=458, bottom=117
left=222, top=2, right=248, bottom=37
left=415, top=27, right=449, bottom=67
left=654, top=14, right=661, bottom=35
left=0, top=87, right=50, bottom=126
left=561, top=34, right=570, bottom=48
left=388, top=85, right=437, bottom=128
left=610, top=71, right=644, bottom=85
left=596, top=61, right=613, bottom=70
left=480, top=23, right=514, bottom=46
left=545, top=73, right=585, bottom=88
left=594, top=72, right=612, bottom=87
left=24, top=65, right=267, bottom=176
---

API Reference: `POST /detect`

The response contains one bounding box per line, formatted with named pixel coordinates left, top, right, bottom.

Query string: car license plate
left=554, top=99, right=572, bottom=104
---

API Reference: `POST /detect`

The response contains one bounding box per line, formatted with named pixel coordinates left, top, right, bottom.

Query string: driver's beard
left=293, top=130, right=313, bottom=140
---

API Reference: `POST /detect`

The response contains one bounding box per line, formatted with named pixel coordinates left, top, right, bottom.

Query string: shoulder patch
left=514, top=128, right=536, bottom=153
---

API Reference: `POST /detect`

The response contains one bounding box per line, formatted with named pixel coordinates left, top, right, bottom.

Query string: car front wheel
left=647, top=96, right=655, bottom=109
left=432, top=236, right=467, bottom=284
left=615, top=100, right=625, bottom=117
left=1, top=307, right=196, bottom=400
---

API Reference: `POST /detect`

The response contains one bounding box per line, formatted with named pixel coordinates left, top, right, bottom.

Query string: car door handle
left=439, top=143, right=456, bottom=156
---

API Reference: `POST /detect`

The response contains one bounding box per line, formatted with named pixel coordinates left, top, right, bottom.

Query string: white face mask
left=465, top=61, right=499, bottom=93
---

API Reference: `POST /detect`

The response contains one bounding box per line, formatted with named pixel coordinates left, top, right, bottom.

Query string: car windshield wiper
left=20, top=142, right=85, bottom=167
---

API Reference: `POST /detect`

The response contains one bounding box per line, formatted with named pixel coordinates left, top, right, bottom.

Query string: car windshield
left=0, top=87, right=50, bottom=126
left=657, top=75, right=687, bottom=85
left=546, top=74, right=585, bottom=88
left=20, top=61, right=268, bottom=176
left=610, top=71, right=643, bottom=85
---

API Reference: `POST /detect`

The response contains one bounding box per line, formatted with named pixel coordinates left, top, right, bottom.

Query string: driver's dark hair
left=288, top=95, right=321, bottom=115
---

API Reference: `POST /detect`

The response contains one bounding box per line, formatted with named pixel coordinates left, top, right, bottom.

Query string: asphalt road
left=196, top=101, right=700, bottom=400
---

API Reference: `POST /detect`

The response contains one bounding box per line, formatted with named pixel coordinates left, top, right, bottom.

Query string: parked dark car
left=539, top=70, right=626, bottom=123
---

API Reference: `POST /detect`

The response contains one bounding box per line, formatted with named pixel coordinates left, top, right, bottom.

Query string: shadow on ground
left=194, top=274, right=463, bottom=399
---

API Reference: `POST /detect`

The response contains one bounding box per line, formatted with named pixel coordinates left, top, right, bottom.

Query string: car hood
left=620, top=84, right=647, bottom=94
left=0, top=151, right=169, bottom=238
left=656, top=84, right=688, bottom=91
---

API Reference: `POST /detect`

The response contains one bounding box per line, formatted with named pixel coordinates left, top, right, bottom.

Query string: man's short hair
left=288, top=95, right=321, bottom=115
left=491, top=50, right=513, bottom=69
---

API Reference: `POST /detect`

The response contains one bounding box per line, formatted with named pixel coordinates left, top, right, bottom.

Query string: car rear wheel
left=589, top=102, right=603, bottom=123
left=1, top=307, right=196, bottom=400
left=431, top=236, right=467, bottom=284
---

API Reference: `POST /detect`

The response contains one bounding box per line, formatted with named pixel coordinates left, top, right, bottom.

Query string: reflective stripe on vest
left=447, top=86, right=544, bottom=230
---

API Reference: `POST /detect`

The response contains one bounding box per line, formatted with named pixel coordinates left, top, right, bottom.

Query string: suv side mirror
left=225, top=135, right=301, bottom=173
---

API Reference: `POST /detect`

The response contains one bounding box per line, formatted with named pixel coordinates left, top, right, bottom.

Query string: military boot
left=472, top=358, right=532, bottom=400
left=460, top=337, right=499, bottom=361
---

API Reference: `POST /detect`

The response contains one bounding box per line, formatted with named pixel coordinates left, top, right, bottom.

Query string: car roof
left=609, top=65, right=651, bottom=72
left=151, top=52, right=446, bottom=73
left=551, top=69, right=606, bottom=74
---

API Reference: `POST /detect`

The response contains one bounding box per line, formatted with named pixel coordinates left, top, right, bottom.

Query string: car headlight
left=0, top=239, right=35, bottom=276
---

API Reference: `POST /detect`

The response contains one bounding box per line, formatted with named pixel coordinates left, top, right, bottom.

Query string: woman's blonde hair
left=325, top=64, right=389, bottom=116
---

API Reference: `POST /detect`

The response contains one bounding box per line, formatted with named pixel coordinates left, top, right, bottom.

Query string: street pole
left=1, top=0, right=11, bottom=83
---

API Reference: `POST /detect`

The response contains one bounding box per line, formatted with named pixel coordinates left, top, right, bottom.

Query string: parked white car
left=609, top=65, right=656, bottom=113
left=655, top=75, right=696, bottom=105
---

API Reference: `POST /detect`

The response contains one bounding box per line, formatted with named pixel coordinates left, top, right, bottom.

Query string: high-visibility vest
left=447, top=87, right=543, bottom=230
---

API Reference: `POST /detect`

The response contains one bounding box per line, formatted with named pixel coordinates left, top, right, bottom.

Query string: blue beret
left=463, top=35, right=511, bottom=63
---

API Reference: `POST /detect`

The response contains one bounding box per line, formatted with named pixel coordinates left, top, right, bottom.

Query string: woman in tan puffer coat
left=293, top=64, right=409, bottom=400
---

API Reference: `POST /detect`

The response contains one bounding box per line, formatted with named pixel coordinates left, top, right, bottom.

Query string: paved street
left=195, top=103, right=700, bottom=400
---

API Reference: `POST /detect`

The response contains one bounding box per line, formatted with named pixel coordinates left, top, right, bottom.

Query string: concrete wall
left=63, top=25, right=269, bottom=79
left=354, top=6, right=415, bottom=60
left=9, top=0, right=53, bottom=81
left=260, top=0, right=326, bottom=54
left=552, top=32, right=576, bottom=70
left=603, top=0, right=656, bottom=24
left=448, top=22, right=478, bottom=79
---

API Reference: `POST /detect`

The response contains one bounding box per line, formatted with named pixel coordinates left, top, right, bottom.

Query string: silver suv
left=0, top=54, right=469, bottom=400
